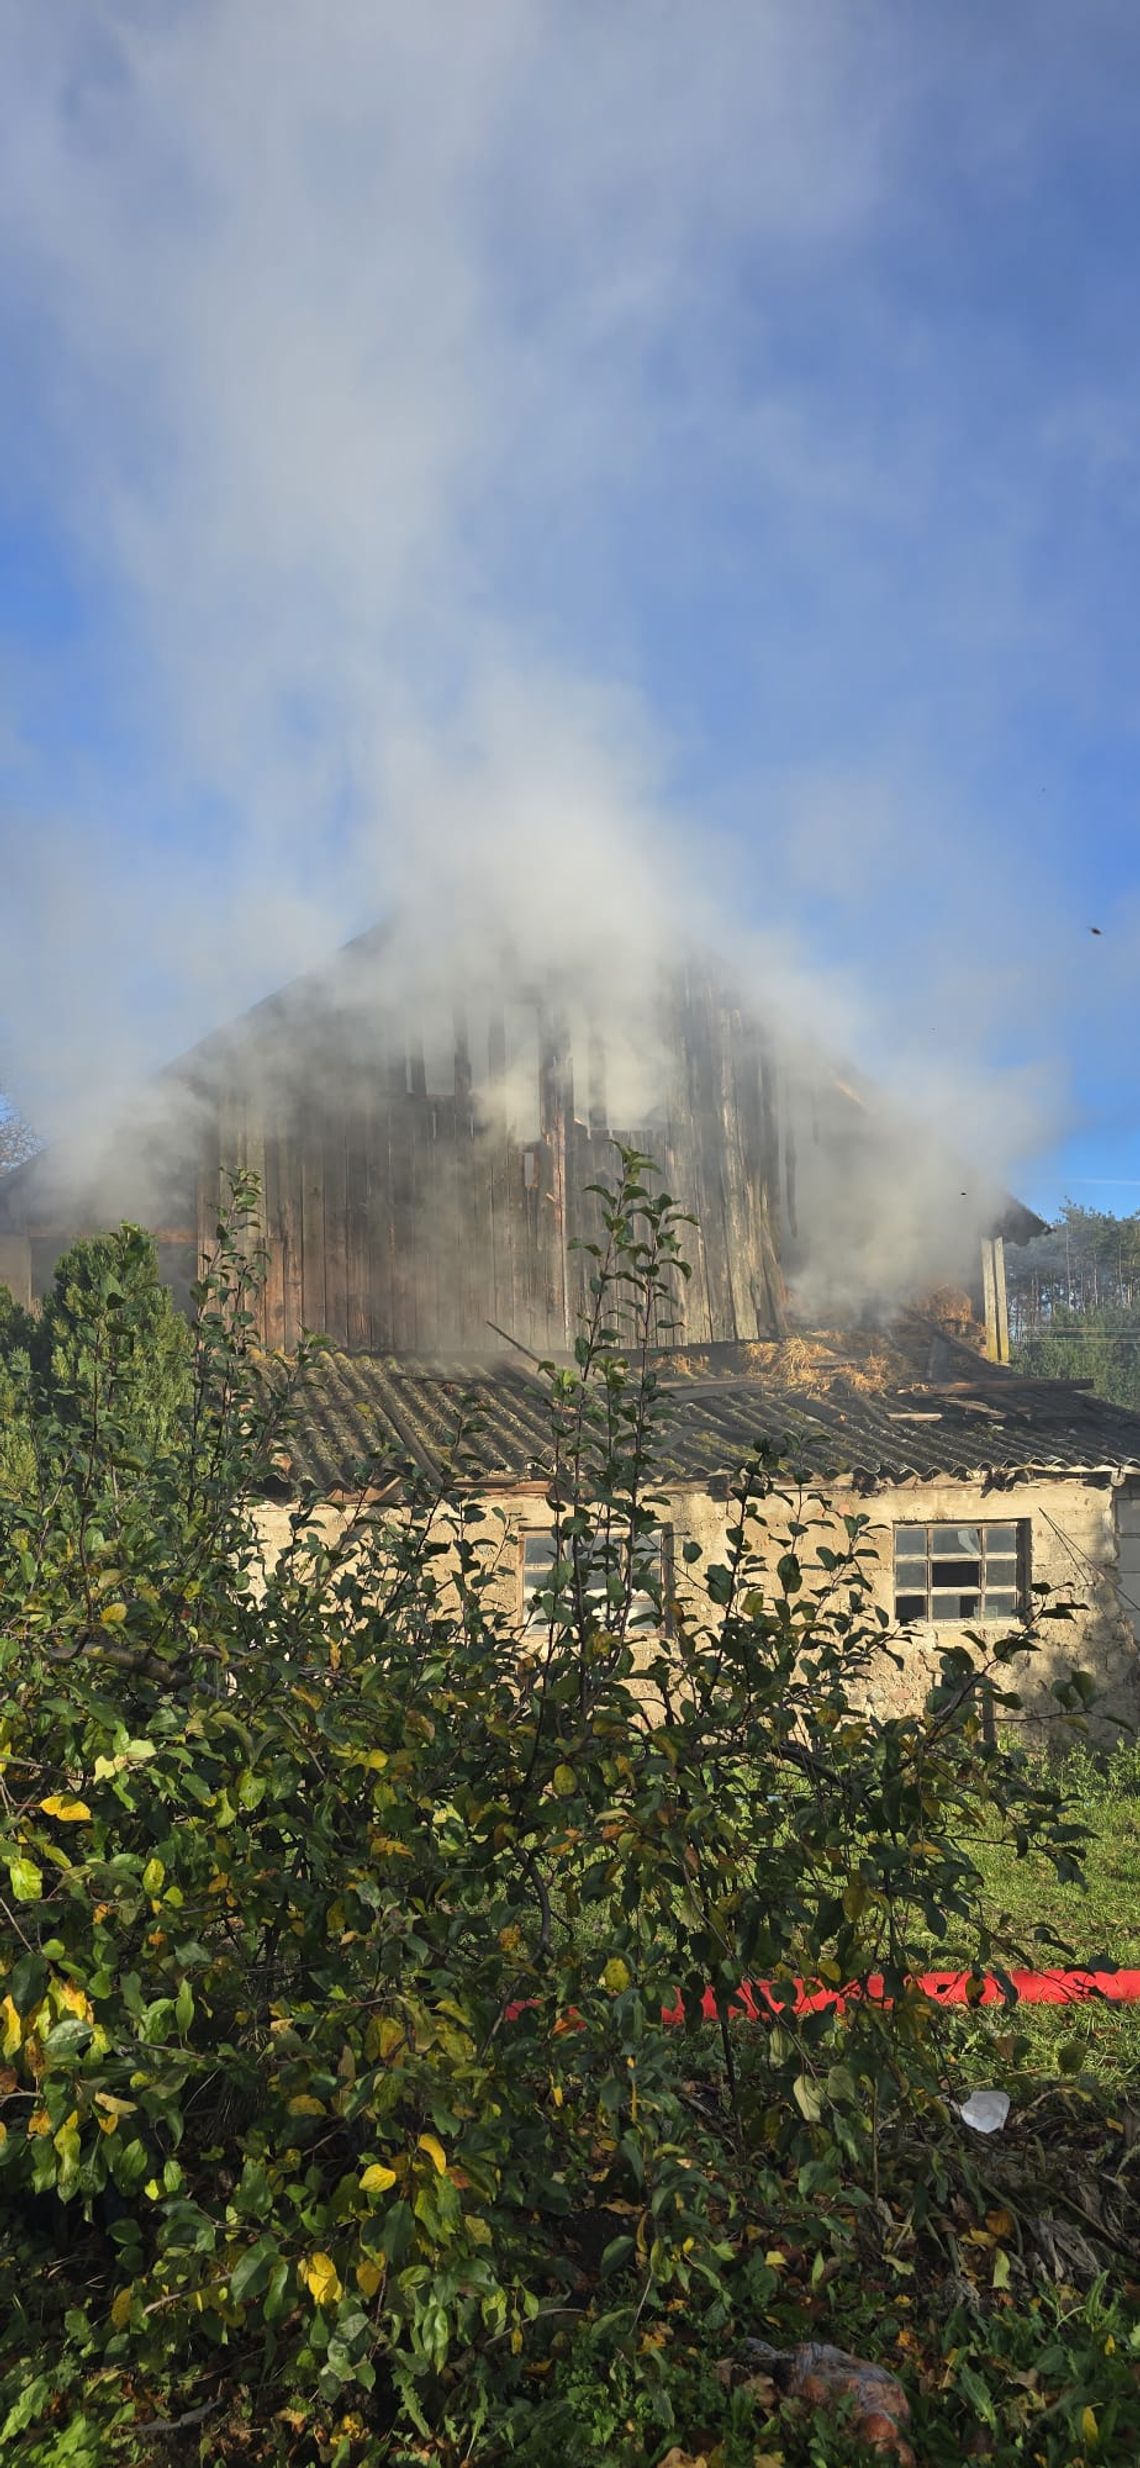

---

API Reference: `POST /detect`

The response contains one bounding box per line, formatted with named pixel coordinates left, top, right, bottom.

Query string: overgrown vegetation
left=0, top=1224, right=191, bottom=1500
left=0, top=1161, right=1136, bottom=2465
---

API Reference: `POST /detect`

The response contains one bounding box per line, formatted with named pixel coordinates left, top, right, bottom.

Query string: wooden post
left=993, top=1234, right=1010, bottom=1364
left=539, top=1008, right=572, bottom=1350
left=980, top=1237, right=1010, bottom=1364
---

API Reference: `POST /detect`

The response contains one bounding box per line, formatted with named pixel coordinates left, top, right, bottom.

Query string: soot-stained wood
left=26, top=958, right=801, bottom=1359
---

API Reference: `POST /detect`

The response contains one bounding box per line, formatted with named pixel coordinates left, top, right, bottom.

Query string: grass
left=977, top=1741, right=1140, bottom=1967
left=964, top=1741, right=1140, bottom=2090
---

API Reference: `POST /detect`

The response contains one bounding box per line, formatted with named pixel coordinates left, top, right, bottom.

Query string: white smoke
left=0, top=3, right=1129, bottom=1297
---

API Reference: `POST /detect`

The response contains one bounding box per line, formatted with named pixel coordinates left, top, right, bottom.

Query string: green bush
left=0, top=1161, right=1102, bottom=2463
left=0, top=1224, right=191, bottom=1504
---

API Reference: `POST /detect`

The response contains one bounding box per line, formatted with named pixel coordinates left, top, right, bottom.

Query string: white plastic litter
left=954, top=2089, right=1011, bottom=2135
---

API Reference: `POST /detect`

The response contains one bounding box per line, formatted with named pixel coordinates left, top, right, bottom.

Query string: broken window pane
left=895, top=1592, right=927, bottom=1623
left=931, top=1525, right=980, bottom=1555
left=932, top=1557, right=981, bottom=1588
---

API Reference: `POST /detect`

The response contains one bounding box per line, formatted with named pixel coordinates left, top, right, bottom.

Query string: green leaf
left=7, top=1853, right=43, bottom=1903
left=230, top=2236, right=279, bottom=2304
left=793, top=2072, right=824, bottom=2123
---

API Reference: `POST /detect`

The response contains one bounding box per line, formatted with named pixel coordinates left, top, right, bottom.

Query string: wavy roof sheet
left=281, top=1344, right=1140, bottom=1498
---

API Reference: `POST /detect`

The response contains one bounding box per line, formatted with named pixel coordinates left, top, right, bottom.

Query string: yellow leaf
left=94, top=2091, right=137, bottom=2119
left=992, top=2248, right=1011, bottom=2290
left=99, top=1603, right=128, bottom=1628
left=110, top=2286, right=134, bottom=2330
left=364, top=1749, right=388, bottom=1770
left=288, top=2095, right=326, bottom=2116
left=355, top=2256, right=383, bottom=2296
left=553, top=1763, right=576, bottom=1798
left=39, top=1796, right=92, bottom=1823
left=360, top=2162, right=398, bottom=2194
left=602, top=1957, right=630, bottom=1994
left=417, top=2132, right=447, bottom=2175
left=27, top=2107, right=52, bottom=2138
left=57, top=1982, right=93, bottom=2022
left=1081, top=2405, right=1098, bottom=2445
left=1, top=1996, right=22, bottom=2058
left=301, top=2251, right=342, bottom=2307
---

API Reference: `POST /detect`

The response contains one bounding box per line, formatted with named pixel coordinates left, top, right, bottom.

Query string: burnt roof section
left=279, top=1336, right=1140, bottom=1498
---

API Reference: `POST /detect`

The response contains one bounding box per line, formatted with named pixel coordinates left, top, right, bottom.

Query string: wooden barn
left=0, top=926, right=1037, bottom=1358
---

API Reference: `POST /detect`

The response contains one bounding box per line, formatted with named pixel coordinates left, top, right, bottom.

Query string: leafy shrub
left=0, top=1160, right=1097, bottom=2462
left=0, top=1224, right=191, bottom=1504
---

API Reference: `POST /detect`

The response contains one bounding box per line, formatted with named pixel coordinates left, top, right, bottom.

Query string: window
left=521, top=1528, right=666, bottom=1632
left=893, top=1521, right=1027, bottom=1624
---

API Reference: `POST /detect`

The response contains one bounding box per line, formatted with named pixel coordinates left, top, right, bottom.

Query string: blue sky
left=2, top=3, right=1140, bottom=1219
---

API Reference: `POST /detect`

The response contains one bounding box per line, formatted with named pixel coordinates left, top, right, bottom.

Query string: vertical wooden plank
left=261, top=1130, right=287, bottom=1351
left=451, top=1022, right=480, bottom=1352
left=280, top=1102, right=305, bottom=1353
left=994, top=1236, right=1010, bottom=1365
left=682, top=968, right=734, bottom=1343
left=981, top=1238, right=999, bottom=1363
left=387, top=1067, right=418, bottom=1355
left=364, top=1086, right=391, bottom=1353
left=346, top=1082, right=371, bottom=1353
left=431, top=1092, right=459, bottom=1355
left=0, top=1235, right=32, bottom=1308
left=323, top=1094, right=350, bottom=1350
left=587, top=1023, right=608, bottom=1140
left=667, top=971, right=710, bottom=1346
left=539, top=1007, right=571, bottom=1350
left=300, top=1103, right=327, bottom=1338
left=194, top=1094, right=222, bottom=1286
left=241, top=1069, right=269, bottom=1343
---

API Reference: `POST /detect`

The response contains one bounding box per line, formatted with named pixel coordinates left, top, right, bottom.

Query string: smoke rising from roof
left=0, top=4, right=1085, bottom=1312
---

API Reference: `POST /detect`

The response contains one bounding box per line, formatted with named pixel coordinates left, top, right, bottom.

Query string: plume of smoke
left=0, top=4, right=1078, bottom=1316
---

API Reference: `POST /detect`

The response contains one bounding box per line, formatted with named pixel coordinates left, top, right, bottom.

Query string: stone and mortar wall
left=253, top=1469, right=1140, bottom=1735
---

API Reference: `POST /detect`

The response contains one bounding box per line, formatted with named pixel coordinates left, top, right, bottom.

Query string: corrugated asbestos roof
left=280, top=1340, right=1140, bottom=1498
